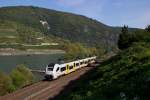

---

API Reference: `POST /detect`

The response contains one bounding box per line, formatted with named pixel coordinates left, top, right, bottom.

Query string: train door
left=73, top=63, right=76, bottom=71
left=56, top=67, right=60, bottom=77
left=66, top=64, right=69, bottom=74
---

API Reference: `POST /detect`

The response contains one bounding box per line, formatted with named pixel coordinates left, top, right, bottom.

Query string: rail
left=30, top=69, right=45, bottom=73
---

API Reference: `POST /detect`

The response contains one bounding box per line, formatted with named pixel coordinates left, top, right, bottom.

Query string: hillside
left=55, top=28, right=150, bottom=100
left=0, top=6, right=120, bottom=51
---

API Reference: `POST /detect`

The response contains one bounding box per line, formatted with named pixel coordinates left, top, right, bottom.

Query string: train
left=45, top=56, right=97, bottom=80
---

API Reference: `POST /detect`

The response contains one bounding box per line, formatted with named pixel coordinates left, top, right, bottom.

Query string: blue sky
left=0, top=0, right=150, bottom=28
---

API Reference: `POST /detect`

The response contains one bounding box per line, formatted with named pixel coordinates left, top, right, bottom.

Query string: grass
left=55, top=43, right=150, bottom=100
left=0, top=29, right=17, bottom=36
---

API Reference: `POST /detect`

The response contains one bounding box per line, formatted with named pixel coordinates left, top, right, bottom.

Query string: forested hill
left=0, top=6, right=120, bottom=51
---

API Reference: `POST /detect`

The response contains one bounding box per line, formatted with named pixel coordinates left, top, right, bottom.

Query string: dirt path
left=0, top=66, right=94, bottom=100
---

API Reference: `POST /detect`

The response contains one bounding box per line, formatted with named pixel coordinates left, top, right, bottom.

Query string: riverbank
left=0, top=48, right=65, bottom=56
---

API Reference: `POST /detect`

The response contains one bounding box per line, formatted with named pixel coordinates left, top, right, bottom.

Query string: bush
left=0, top=65, right=34, bottom=96
left=0, top=71, right=15, bottom=95
left=63, top=42, right=100, bottom=60
left=10, top=65, right=33, bottom=89
left=118, top=27, right=150, bottom=50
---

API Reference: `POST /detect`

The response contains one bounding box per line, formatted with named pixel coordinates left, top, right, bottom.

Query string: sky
left=0, top=0, right=150, bottom=28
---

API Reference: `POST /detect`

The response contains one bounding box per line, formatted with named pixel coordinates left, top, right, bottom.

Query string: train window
left=61, top=67, right=66, bottom=72
left=69, top=65, right=73, bottom=69
left=48, top=67, right=53, bottom=71
left=48, top=63, right=55, bottom=67
left=80, top=62, right=83, bottom=65
left=56, top=67, right=59, bottom=72
left=76, top=63, right=79, bottom=66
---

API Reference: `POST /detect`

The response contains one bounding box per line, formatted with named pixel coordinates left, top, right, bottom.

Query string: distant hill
left=0, top=6, right=121, bottom=51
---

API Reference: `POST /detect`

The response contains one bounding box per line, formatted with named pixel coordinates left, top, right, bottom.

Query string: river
left=0, top=54, right=63, bottom=81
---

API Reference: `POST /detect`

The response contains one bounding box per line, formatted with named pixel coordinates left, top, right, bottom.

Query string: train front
left=45, top=63, right=55, bottom=80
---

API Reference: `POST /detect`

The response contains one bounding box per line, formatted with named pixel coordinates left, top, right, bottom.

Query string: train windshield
left=47, top=63, right=55, bottom=71
left=48, top=63, right=55, bottom=67
left=47, top=67, right=53, bottom=71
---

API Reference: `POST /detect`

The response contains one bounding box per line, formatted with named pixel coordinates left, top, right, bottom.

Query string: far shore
left=0, top=48, right=65, bottom=56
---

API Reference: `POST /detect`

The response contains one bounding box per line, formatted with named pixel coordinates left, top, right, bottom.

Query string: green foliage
left=118, top=26, right=150, bottom=50
left=16, top=26, right=39, bottom=44
left=0, top=71, right=15, bottom=95
left=63, top=43, right=99, bottom=60
left=10, top=65, right=33, bottom=88
left=58, top=29, right=150, bottom=100
left=118, top=25, right=132, bottom=49
left=122, top=25, right=128, bottom=34
left=145, top=25, right=150, bottom=32
left=0, top=65, right=33, bottom=96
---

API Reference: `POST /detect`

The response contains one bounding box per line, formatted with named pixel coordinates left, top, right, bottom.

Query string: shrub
left=63, top=42, right=100, bottom=60
left=0, top=65, right=34, bottom=96
left=0, top=71, right=15, bottom=95
left=118, top=27, right=150, bottom=50
left=10, top=65, right=33, bottom=89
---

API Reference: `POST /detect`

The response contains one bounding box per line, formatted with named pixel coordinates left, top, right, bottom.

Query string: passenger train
left=45, top=56, right=96, bottom=80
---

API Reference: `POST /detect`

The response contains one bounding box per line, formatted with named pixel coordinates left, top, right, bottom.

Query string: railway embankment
left=0, top=66, right=96, bottom=100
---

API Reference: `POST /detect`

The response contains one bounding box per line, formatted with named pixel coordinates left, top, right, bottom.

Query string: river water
left=0, top=54, right=63, bottom=81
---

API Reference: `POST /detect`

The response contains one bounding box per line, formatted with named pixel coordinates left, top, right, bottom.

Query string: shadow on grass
left=49, top=66, right=97, bottom=100
left=50, top=55, right=118, bottom=100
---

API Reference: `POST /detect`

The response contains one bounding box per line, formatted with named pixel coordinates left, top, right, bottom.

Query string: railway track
left=0, top=66, right=94, bottom=100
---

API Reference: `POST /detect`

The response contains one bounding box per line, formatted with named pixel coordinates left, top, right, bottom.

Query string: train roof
left=48, top=56, right=96, bottom=66
left=48, top=63, right=55, bottom=67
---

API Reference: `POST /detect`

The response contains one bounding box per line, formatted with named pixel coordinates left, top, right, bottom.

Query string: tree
left=0, top=65, right=34, bottom=96
left=118, top=25, right=131, bottom=49
left=121, top=25, right=128, bottom=34
left=0, top=71, right=15, bottom=95
left=63, top=43, right=98, bottom=60
left=10, top=65, right=33, bottom=88
left=145, top=25, right=150, bottom=32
